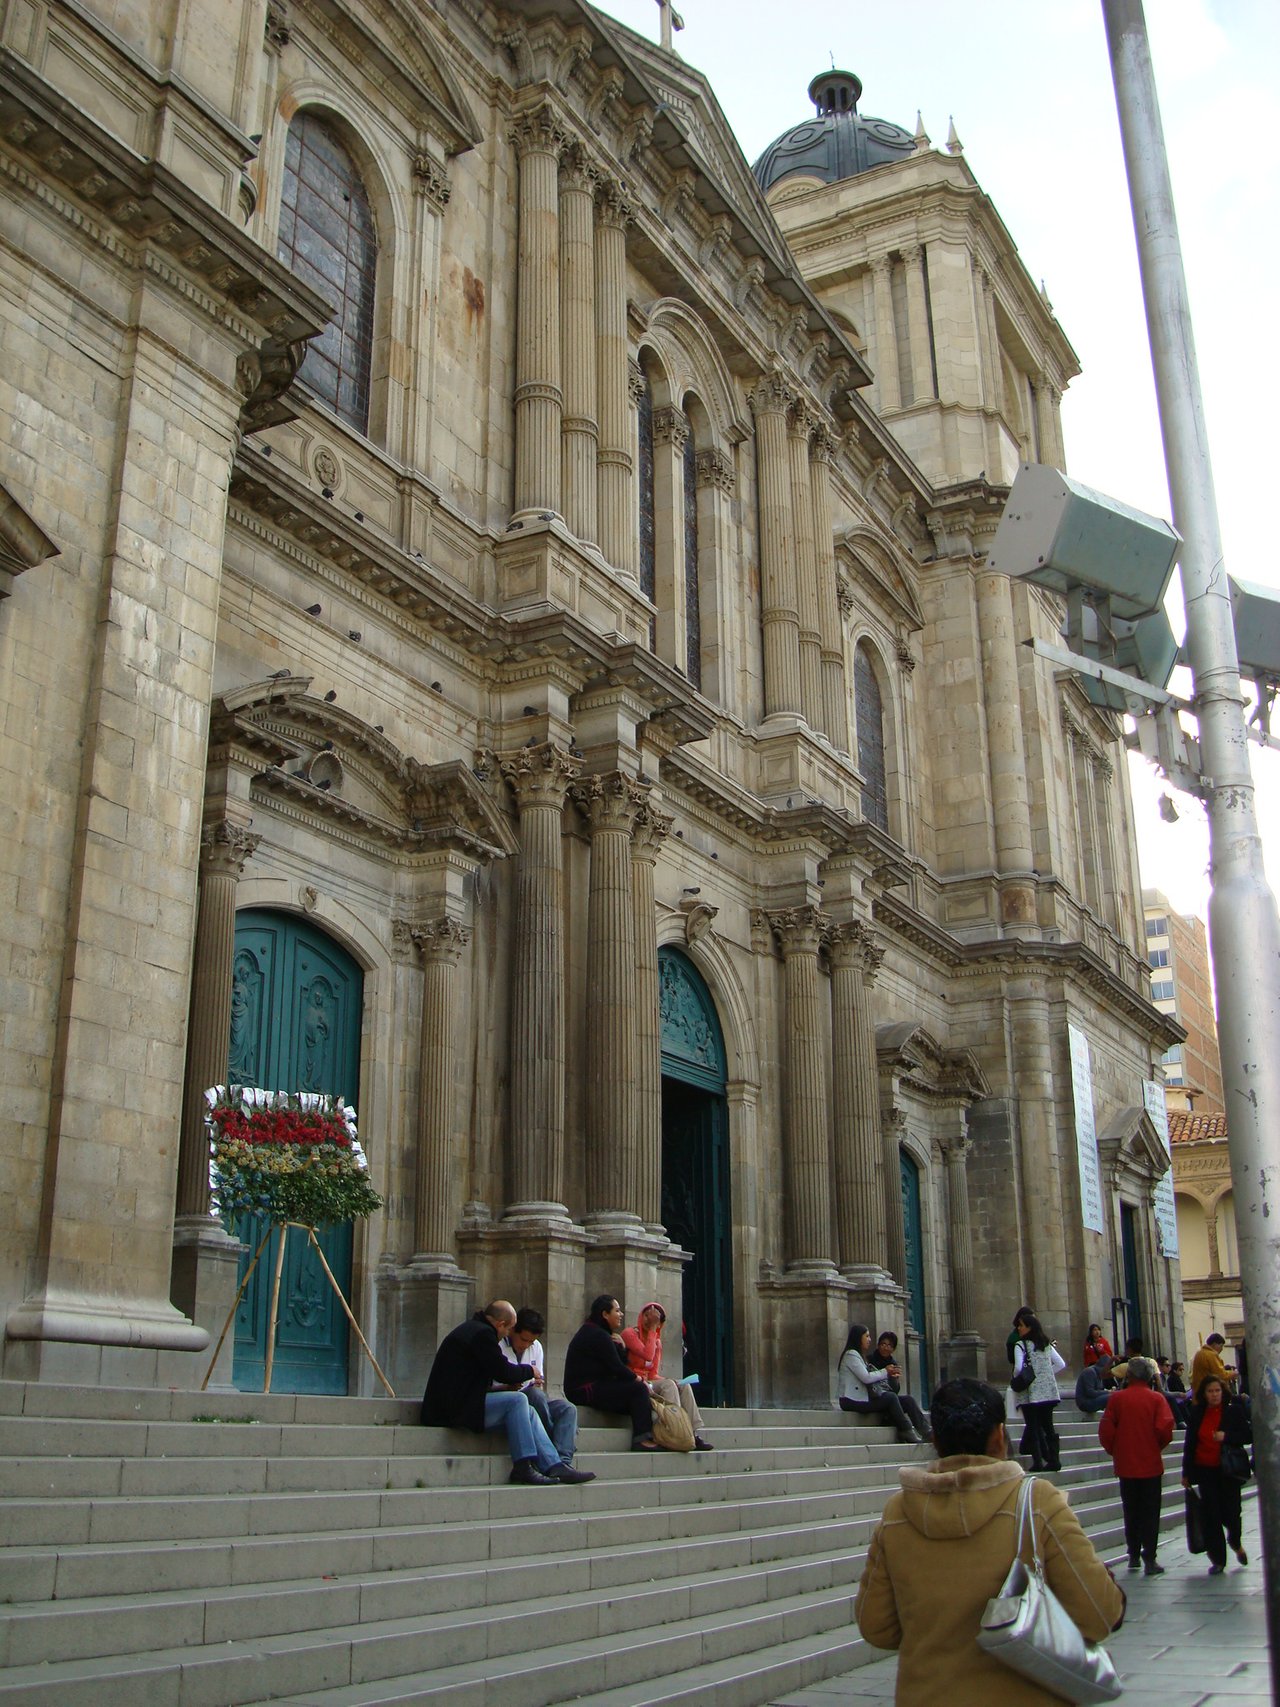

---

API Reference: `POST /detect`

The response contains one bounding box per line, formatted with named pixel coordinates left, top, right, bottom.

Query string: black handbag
left=1011, top=1345, right=1035, bottom=1394
left=1221, top=1443, right=1252, bottom=1483
left=1184, top=1487, right=1206, bottom=1554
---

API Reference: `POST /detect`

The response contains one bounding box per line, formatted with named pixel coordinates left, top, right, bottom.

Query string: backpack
left=650, top=1395, right=695, bottom=1451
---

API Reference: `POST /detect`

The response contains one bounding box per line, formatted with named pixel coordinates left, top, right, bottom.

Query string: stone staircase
left=0, top=1383, right=1182, bottom=1706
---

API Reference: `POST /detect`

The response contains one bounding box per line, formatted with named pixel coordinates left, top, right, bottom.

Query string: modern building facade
left=1142, top=888, right=1224, bottom=1114
left=0, top=0, right=1183, bottom=1404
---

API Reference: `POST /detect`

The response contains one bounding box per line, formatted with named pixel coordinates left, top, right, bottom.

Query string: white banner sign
left=1143, top=1078, right=1179, bottom=1259
left=1069, top=1024, right=1105, bottom=1234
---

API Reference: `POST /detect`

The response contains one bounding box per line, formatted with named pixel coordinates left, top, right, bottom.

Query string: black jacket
left=563, top=1319, right=637, bottom=1397
left=420, top=1314, right=535, bottom=1431
left=1181, top=1394, right=1252, bottom=1479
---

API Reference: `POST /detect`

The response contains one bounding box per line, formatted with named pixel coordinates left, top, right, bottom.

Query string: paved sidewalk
left=772, top=1497, right=1270, bottom=1706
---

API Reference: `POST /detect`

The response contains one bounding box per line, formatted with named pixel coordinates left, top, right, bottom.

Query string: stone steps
left=0, top=1383, right=1179, bottom=1707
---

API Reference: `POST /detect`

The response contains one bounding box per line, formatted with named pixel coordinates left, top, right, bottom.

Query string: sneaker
left=1144, top=1562, right=1165, bottom=1577
left=509, top=1461, right=555, bottom=1486
left=1127, top=1556, right=1141, bottom=1572
left=1235, top=1547, right=1248, bottom=1566
left=546, top=1461, right=596, bottom=1485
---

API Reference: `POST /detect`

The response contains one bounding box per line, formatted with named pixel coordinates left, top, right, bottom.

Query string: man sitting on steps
left=498, top=1306, right=580, bottom=1467
left=421, top=1299, right=595, bottom=1486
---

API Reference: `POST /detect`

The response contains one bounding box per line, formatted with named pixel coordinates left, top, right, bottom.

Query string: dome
left=752, top=70, right=915, bottom=193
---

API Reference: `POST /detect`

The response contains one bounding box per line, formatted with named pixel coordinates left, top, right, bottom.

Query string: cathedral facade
left=0, top=0, right=1182, bottom=1403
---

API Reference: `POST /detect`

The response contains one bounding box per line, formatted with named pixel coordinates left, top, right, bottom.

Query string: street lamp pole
left=1103, top=0, right=1280, bottom=1639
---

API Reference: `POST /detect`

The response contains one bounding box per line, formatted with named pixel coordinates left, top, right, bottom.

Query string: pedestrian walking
left=1181, top=1374, right=1252, bottom=1574
left=1010, top=1312, right=1065, bottom=1471
left=1098, top=1355, right=1174, bottom=1576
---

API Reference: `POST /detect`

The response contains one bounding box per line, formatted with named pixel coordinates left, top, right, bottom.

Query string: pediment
left=310, top=0, right=483, bottom=152
left=876, top=1024, right=988, bottom=1101
left=836, top=529, right=924, bottom=633
left=1097, top=1106, right=1171, bottom=1179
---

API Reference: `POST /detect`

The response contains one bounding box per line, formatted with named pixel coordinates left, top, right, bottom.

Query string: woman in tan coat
left=855, top=1377, right=1124, bottom=1704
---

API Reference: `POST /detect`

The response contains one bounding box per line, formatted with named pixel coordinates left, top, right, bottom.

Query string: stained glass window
left=855, top=644, right=888, bottom=832
left=683, top=426, right=701, bottom=688
left=278, top=113, right=377, bottom=432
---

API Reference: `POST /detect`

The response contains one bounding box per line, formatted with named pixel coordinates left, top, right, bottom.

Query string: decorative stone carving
left=681, top=898, right=718, bottom=944
left=200, top=819, right=261, bottom=878
left=695, top=447, right=735, bottom=493
left=299, top=884, right=319, bottom=913
left=653, top=406, right=690, bottom=451
left=312, top=446, right=340, bottom=490
left=412, top=917, right=471, bottom=963
left=265, top=2, right=290, bottom=49
left=412, top=153, right=452, bottom=208
left=509, top=104, right=569, bottom=161
left=894, top=637, right=917, bottom=673
left=499, top=741, right=581, bottom=807
left=627, top=359, right=645, bottom=406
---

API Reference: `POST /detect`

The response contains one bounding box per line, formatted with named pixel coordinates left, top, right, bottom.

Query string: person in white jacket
left=837, top=1324, right=927, bottom=1443
left=1011, top=1312, right=1066, bottom=1471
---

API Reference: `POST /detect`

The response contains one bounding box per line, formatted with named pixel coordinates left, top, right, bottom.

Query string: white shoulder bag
left=977, top=1476, right=1122, bottom=1703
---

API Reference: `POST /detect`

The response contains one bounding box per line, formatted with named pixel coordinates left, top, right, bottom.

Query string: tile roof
left=1168, top=1110, right=1228, bottom=1144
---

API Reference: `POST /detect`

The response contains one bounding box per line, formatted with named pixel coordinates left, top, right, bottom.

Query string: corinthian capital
left=498, top=741, right=581, bottom=809
left=631, top=802, right=673, bottom=862
left=766, top=903, right=828, bottom=957
left=595, top=176, right=634, bottom=229
left=653, top=406, right=690, bottom=450
left=825, top=917, right=886, bottom=979
left=509, top=102, right=569, bottom=161
left=572, top=771, right=649, bottom=834
left=413, top=916, right=472, bottom=964
left=748, top=372, right=793, bottom=419
left=200, top=819, right=261, bottom=879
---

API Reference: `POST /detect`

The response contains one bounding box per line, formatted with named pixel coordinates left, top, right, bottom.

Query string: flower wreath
left=206, top=1085, right=383, bottom=1230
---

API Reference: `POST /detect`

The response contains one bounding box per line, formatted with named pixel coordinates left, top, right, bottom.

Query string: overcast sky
left=595, top=0, right=1280, bottom=925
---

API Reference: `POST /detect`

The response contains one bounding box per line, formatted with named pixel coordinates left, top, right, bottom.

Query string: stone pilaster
left=652, top=405, right=690, bottom=670
left=1010, top=985, right=1068, bottom=1315
left=767, top=906, right=835, bottom=1271
left=749, top=375, right=802, bottom=720
left=595, top=178, right=634, bottom=574
left=826, top=919, right=889, bottom=1274
left=559, top=147, right=598, bottom=544
left=882, top=1106, right=910, bottom=1290
left=941, top=1129, right=987, bottom=1379
left=631, top=803, right=672, bottom=1229
left=901, top=242, right=935, bottom=404
left=982, top=273, right=1004, bottom=415
left=869, top=256, right=902, bottom=412
left=410, top=917, right=471, bottom=1261
left=787, top=400, right=825, bottom=735
left=810, top=426, right=849, bottom=752
left=511, top=102, right=566, bottom=521
left=974, top=566, right=1037, bottom=930
left=574, top=772, right=648, bottom=1224
left=499, top=741, right=581, bottom=1215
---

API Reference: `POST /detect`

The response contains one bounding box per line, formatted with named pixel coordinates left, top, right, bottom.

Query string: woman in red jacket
left=1082, top=1323, right=1113, bottom=1366
left=1181, top=1375, right=1252, bottom=1574
left=1097, top=1355, right=1174, bottom=1575
left=620, top=1303, right=713, bottom=1451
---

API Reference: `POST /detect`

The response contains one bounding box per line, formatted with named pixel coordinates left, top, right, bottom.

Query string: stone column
left=940, top=1126, right=986, bottom=1377
left=826, top=918, right=888, bottom=1273
left=175, top=820, right=261, bottom=1219
left=983, top=274, right=1004, bottom=414
left=499, top=741, right=580, bottom=1215
left=1032, top=376, right=1057, bottom=468
left=511, top=102, right=566, bottom=520
left=869, top=256, right=902, bottom=412
left=787, top=400, right=825, bottom=734
left=974, top=566, right=1037, bottom=930
left=768, top=906, right=835, bottom=1270
left=750, top=375, right=802, bottom=720
left=575, top=772, right=648, bottom=1224
left=595, top=178, right=634, bottom=575
left=631, top=803, right=671, bottom=1229
left=652, top=406, right=690, bottom=669
left=1009, top=983, right=1068, bottom=1314
left=882, top=1106, right=909, bottom=1289
left=411, top=918, right=471, bottom=1261
left=810, top=425, right=849, bottom=751
left=559, top=146, right=598, bottom=543
left=901, top=243, right=935, bottom=404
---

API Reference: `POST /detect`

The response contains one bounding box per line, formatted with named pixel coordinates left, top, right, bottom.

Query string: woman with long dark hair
left=1181, top=1373, right=1252, bottom=1573
left=837, top=1324, right=926, bottom=1444
left=1011, top=1312, right=1065, bottom=1472
left=563, top=1295, right=657, bottom=1450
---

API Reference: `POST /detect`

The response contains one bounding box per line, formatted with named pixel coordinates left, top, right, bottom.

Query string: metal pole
left=1104, top=0, right=1280, bottom=1648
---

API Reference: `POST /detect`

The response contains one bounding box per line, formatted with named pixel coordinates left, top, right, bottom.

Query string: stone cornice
left=0, top=480, right=58, bottom=600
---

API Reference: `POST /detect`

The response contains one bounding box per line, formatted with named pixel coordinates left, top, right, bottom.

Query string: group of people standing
left=420, top=1294, right=711, bottom=1484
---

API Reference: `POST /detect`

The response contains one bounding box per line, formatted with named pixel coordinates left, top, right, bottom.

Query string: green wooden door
left=658, top=948, right=734, bottom=1406
left=1120, top=1202, right=1143, bottom=1349
left=900, top=1150, right=930, bottom=1394
left=228, top=909, right=363, bottom=1394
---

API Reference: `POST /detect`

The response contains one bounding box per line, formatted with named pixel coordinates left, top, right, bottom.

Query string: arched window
left=854, top=644, right=888, bottom=831
left=278, top=112, right=378, bottom=432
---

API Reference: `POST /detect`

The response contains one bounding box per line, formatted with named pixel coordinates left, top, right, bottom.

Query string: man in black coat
left=421, top=1299, right=594, bottom=1485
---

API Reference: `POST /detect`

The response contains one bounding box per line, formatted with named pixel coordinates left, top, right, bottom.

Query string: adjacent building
left=0, top=0, right=1183, bottom=1403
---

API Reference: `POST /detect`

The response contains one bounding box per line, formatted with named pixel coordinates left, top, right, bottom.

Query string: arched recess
left=1174, top=1191, right=1209, bottom=1279
left=853, top=639, right=891, bottom=832
left=658, top=946, right=735, bottom=1406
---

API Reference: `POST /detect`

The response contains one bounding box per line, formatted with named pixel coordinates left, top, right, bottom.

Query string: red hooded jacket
left=1098, top=1382, right=1174, bottom=1478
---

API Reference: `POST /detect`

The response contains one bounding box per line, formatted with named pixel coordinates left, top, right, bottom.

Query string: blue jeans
left=482, top=1390, right=561, bottom=1470
left=526, top=1386, right=578, bottom=1462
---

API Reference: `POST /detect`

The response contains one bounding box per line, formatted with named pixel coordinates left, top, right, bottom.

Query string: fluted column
left=787, top=400, right=825, bottom=733
left=975, top=566, right=1036, bottom=927
left=500, top=741, right=580, bottom=1213
left=769, top=905, right=834, bottom=1269
left=882, top=1106, right=909, bottom=1288
left=176, top=821, right=261, bottom=1218
left=411, top=918, right=471, bottom=1261
left=827, top=919, right=888, bottom=1272
left=809, top=424, right=849, bottom=750
left=901, top=242, right=935, bottom=404
left=1033, top=375, right=1058, bottom=470
left=595, top=178, right=634, bottom=574
left=560, top=146, right=598, bottom=542
left=974, top=267, right=999, bottom=410
left=575, top=772, right=648, bottom=1222
left=511, top=103, right=566, bottom=519
left=982, top=273, right=1004, bottom=414
left=750, top=375, right=802, bottom=719
left=631, top=803, right=671, bottom=1228
left=869, top=256, right=902, bottom=412
left=942, top=1130, right=979, bottom=1336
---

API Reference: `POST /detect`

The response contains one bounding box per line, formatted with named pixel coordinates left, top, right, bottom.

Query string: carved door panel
left=228, top=910, right=362, bottom=1394
left=900, top=1150, right=930, bottom=1394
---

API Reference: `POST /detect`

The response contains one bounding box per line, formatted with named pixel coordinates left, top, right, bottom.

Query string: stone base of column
left=941, top=1332, right=988, bottom=1383
left=758, top=1270, right=852, bottom=1407
left=584, top=1224, right=688, bottom=1340
left=376, top=1261, right=475, bottom=1395
left=169, top=1215, right=246, bottom=1390
left=3, top=1281, right=210, bottom=1386
left=458, top=1217, right=591, bottom=1364
left=840, top=1268, right=908, bottom=1349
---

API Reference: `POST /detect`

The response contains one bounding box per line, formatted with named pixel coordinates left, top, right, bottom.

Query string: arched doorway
left=900, top=1150, right=930, bottom=1394
left=659, top=947, right=734, bottom=1405
left=227, top=909, right=363, bottom=1393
